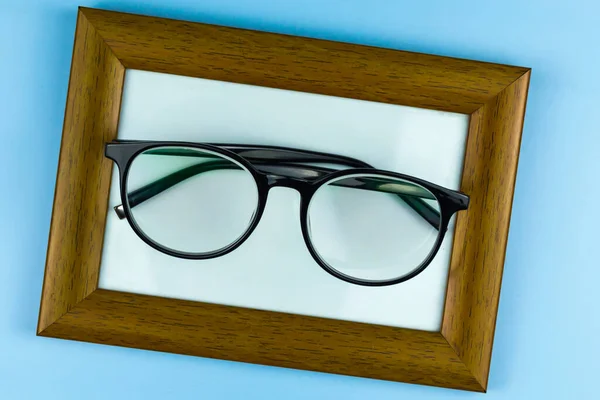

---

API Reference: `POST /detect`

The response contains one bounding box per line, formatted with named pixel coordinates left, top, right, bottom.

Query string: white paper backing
left=99, top=70, right=469, bottom=331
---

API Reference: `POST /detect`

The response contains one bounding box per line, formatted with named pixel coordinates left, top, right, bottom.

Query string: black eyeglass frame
left=105, top=140, right=469, bottom=286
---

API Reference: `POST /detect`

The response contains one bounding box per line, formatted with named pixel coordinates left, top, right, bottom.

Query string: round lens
left=126, top=146, right=259, bottom=255
left=307, top=173, right=441, bottom=282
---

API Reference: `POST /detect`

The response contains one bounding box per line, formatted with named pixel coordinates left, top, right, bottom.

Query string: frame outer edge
left=78, top=7, right=528, bottom=114
left=442, top=70, right=531, bottom=390
left=36, top=7, right=83, bottom=335
left=40, top=289, right=486, bottom=392
left=37, top=8, right=125, bottom=333
left=36, top=7, right=532, bottom=392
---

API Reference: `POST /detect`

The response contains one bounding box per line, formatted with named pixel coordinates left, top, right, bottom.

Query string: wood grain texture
left=442, top=71, right=531, bottom=389
left=79, top=7, right=528, bottom=114
left=40, top=289, right=482, bottom=391
left=37, top=11, right=125, bottom=332
left=38, top=7, right=531, bottom=392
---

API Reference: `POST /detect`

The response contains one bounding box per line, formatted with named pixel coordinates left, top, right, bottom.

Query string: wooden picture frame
left=37, top=7, right=530, bottom=392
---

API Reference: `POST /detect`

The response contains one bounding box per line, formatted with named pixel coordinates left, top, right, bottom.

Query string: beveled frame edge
left=37, top=7, right=531, bottom=392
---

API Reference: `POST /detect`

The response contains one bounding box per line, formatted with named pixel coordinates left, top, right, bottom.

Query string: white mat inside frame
left=99, top=70, right=469, bottom=331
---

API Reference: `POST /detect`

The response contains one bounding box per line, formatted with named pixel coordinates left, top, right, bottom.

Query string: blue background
left=1, top=0, right=598, bottom=398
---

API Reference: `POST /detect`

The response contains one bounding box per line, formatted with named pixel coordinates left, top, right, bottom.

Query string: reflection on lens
left=126, top=146, right=259, bottom=254
left=307, top=173, right=441, bottom=282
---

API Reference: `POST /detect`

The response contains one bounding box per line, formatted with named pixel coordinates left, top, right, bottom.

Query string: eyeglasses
left=105, top=140, right=469, bottom=286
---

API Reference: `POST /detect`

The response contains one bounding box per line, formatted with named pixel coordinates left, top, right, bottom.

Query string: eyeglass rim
left=122, top=145, right=267, bottom=259
left=105, top=140, right=469, bottom=286
left=301, top=171, right=448, bottom=286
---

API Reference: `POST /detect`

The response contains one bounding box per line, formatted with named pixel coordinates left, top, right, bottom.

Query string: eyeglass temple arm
left=114, top=148, right=441, bottom=229
left=116, top=160, right=440, bottom=229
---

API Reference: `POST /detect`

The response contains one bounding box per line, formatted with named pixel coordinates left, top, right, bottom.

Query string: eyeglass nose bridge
left=265, top=174, right=313, bottom=192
